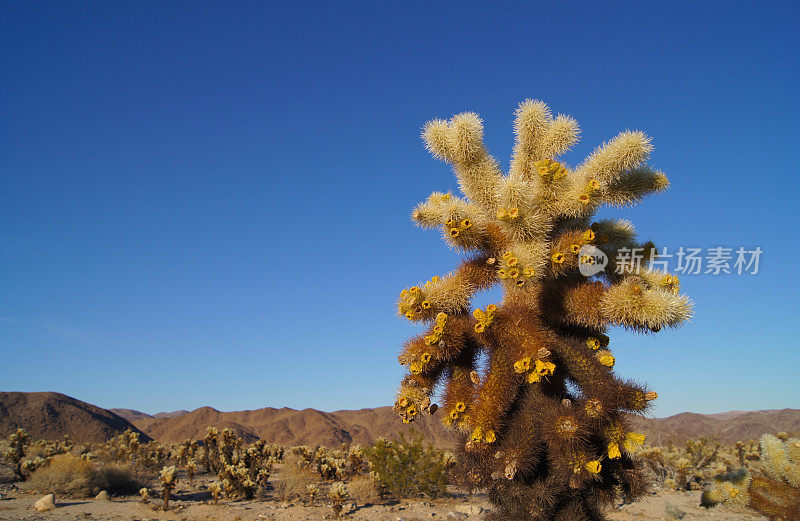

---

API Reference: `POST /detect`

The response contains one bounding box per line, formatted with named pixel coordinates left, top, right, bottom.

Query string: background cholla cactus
left=1, top=428, right=31, bottom=480
left=159, top=465, right=178, bottom=510
left=702, top=434, right=800, bottom=520
left=201, top=427, right=221, bottom=473
left=185, top=459, right=196, bottom=484
left=208, top=481, right=222, bottom=505
left=393, top=99, right=693, bottom=521
left=139, top=486, right=149, bottom=503
left=327, top=481, right=348, bottom=519
left=176, top=439, right=199, bottom=466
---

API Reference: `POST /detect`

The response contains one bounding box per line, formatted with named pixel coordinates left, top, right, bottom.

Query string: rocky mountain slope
left=0, top=392, right=150, bottom=442
left=3, top=392, right=798, bottom=447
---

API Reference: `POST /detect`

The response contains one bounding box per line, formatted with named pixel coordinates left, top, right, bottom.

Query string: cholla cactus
left=209, top=431, right=273, bottom=500
left=328, top=481, right=348, bottom=519
left=208, top=481, right=222, bottom=505
left=176, top=439, right=199, bottom=466
left=159, top=465, right=178, bottom=510
left=393, top=99, right=693, bottom=520
left=702, top=434, right=800, bottom=520
left=1, top=428, right=30, bottom=480
left=307, top=483, right=319, bottom=505
left=139, top=487, right=150, bottom=503
left=186, top=459, right=197, bottom=484
left=201, top=427, right=221, bottom=473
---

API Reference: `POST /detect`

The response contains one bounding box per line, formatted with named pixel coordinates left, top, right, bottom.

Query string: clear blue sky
left=1, top=1, right=798, bottom=417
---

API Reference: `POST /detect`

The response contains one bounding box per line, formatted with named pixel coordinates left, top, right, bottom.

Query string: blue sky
left=1, top=1, right=798, bottom=417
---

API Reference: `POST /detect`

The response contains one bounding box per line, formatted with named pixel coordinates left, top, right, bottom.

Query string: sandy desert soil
left=0, top=478, right=766, bottom=521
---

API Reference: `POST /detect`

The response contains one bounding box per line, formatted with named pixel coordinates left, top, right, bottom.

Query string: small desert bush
left=23, top=454, right=146, bottom=497
left=23, top=453, right=98, bottom=497
left=96, top=462, right=147, bottom=495
left=363, top=430, right=451, bottom=499
left=275, top=454, right=318, bottom=501
left=347, top=474, right=380, bottom=503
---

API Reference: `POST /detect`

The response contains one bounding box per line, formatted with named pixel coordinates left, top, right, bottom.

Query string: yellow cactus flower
left=645, top=391, right=658, bottom=401
left=551, top=252, right=565, bottom=264
left=460, top=219, right=472, bottom=229
left=409, top=362, right=423, bottom=374
left=585, top=460, right=602, bottom=474
left=404, top=311, right=415, bottom=320
left=455, top=401, right=467, bottom=412
left=508, top=208, right=519, bottom=218
left=496, top=209, right=507, bottom=220
left=508, top=267, right=520, bottom=278
left=484, top=430, right=497, bottom=443
left=607, top=442, right=621, bottom=460
left=623, top=432, right=646, bottom=451
left=397, top=397, right=408, bottom=408
left=522, top=267, right=534, bottom=277
left=570, top=244, right=581, bottom=254
left=450, top=228, right=460, bottom=238
left=586, top=337, right=600, bottom=350
left=578, top=193, right=591, bottom=205
left=445, top=218, right=455, bottom=226
left=506, top=255, right=518, bottom=266
left=449, top=409, right=459, bottom=420
left=527, top=371, right=541, bottom=384
left=420, top=353, right=432, bottom=364
left=587, top=179, right=600, bottom=191
left=583, top=230, right=595, bottom=242
left=598, top=354, right=615, bottom=367
left=424, top=335, right=437, bottom=345
left=407, top=405, right=418, bottom=416
left=436, top=312, right=447, bottom=323
left=470, top=426, right=483, bottom=442
left=497, top=269, right=508, bottom=279
left=535, top=359, right=556, bottom=376
left=402, top=417, right=411, bottom=424
left=514, top=357, right=532, bottom=373
left=474, top=323, right=485, bottom=333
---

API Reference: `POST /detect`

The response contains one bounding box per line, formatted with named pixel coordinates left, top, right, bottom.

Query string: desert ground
left=0, top=472, right=766, bottom=521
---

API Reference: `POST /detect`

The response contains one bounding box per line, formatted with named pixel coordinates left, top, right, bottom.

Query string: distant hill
left=128, top=405, right=453, bottom=447
left=3, top=392, right=797, bottom=447
left=109, top=408, right=152, bottom=422
left=0, top=392, right=150, bottom=442
left=109, top=409, right=189, bottom=422
left=154, top=410, right=189, bottom=419
left=131, top=405, right=800, bottom=447
left=629, top=409, right=800, bottom=446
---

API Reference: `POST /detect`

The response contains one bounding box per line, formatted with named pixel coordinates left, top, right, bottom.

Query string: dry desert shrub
left=347, top=473, right=380, bottom=503
left=22, top=453, right=98, bottom=497
left=96, top=462, right=147, bottom=495
left=274, top=454, right=318, bottom=501
left=22, top=453, right=146, bottom=497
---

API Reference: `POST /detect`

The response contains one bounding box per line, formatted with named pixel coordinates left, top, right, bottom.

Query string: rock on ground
left=34, top=493, right=56, bottom=511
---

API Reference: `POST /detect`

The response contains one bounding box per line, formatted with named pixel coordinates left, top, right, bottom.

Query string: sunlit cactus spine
left=392, top=99, right=692, bottom=521
left=702, top=434, right=800, bottom=520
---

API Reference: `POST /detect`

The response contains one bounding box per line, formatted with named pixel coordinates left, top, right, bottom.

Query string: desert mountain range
left=2, top=392, right=798, bottom=447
